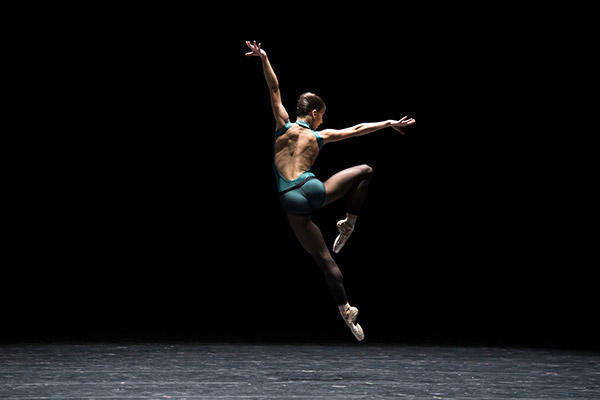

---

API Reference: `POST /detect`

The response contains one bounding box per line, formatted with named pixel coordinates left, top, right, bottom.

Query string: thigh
left=287, top=214, right=329, bottom=258
left=322, top=165, right=368, bottom=206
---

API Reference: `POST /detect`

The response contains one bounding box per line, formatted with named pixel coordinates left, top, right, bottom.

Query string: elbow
left=269, top=81, right=280, bottom=92
left=352, top=124, right=365, bottom=136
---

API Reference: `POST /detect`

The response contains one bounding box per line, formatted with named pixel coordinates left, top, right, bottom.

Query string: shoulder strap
left=275, top=121, right=293, bottom=137
left=311, top=130, right=324, bottom=150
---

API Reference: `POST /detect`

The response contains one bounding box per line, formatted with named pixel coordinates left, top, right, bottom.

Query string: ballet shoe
left=333, top=219, right=354, bottom=253
left=340, top=304, right=364, bottom=341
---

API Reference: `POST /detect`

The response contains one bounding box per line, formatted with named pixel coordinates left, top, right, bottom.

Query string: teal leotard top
left=274, top=120, right=324, bottom=192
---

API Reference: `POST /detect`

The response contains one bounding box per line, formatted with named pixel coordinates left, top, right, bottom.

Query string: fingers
left=245, top=40, right=261, bottom=56
left=395, top=117, right=415, bottom=127
left=392, top=116, right=415, bottom=135
left=245, top=41, right=257, bottom=53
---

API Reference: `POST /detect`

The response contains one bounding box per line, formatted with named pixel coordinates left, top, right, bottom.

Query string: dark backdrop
left=4, top=29, right=595, bottom=349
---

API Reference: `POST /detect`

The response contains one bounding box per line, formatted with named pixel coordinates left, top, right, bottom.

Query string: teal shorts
left=279, top=177, right=326, bottom=215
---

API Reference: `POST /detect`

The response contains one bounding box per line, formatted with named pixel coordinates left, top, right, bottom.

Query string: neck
left=297, top=117, right=313, bottom=129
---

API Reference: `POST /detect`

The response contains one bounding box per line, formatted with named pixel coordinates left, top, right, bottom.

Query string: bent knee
left=359, top=164, right=373, bottom=179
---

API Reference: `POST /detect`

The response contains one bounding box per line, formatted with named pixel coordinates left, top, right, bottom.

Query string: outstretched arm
left=320, top=117, right=416, bottom=144
left=245, top=41, right=289, bottom=130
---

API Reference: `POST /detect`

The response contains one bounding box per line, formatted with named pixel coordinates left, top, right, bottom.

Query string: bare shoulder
left=318, top=128, right=340, bottom=144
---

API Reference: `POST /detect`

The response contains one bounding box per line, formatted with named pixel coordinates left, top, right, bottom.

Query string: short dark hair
left=296, top=92, right=325, bottom=117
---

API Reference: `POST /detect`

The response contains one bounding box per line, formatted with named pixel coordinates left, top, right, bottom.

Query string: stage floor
left=1, top=342, right=598, bottom=399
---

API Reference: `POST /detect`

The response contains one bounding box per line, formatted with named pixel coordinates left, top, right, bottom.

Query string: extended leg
left=287, top=213, right=364, bottom=340
left=287, top=214, right=347, bottom=305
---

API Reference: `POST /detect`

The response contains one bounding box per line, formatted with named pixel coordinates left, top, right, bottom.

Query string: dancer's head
left=296, top=92, right=326, bottom=129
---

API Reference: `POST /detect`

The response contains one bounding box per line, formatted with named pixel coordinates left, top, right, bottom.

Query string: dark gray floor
left=1, top=342, right=599, bottom=399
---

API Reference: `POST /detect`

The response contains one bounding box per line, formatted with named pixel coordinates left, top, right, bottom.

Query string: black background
left=4, top=21, right=596, bottom=349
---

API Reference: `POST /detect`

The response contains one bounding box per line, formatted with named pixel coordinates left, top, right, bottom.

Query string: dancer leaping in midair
left=245, top=41, right=415, bottom=341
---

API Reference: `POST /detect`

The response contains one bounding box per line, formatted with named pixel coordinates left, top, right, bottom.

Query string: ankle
left=338, top=302, right=350, bottom=314
left=345, top=213, right=358, bottom=225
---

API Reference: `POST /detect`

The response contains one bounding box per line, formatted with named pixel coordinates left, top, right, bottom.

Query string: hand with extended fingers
left=391, top=116, right=416, bottom=135
left=245, top=40, right=267, bottom=58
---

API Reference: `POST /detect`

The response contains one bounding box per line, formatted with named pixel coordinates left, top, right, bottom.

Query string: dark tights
left=286, top=164, right=373, bottom=305
left=322, top=164, right=373, bottom=213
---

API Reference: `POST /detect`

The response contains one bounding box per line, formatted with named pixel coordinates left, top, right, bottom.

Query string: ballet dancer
left=245, top=40, right=415, bottom=341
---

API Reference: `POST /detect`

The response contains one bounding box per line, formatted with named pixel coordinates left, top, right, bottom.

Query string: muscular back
left=274, top=124, right=321, bottom=181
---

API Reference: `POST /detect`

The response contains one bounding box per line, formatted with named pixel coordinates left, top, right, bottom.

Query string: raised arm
left=320, top=117, right=415, bottom=144
left=245, top=41, right=289, bottom=130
